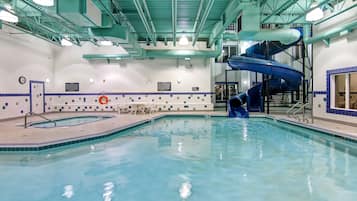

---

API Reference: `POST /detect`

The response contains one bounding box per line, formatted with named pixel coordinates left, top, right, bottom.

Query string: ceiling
left=0, top=0, right=354, bottom=52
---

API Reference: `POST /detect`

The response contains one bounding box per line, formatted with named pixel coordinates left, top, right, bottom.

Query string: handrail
left=286, top=102, right=303, bottom=116
left=24, top=112, right=56, bottom=128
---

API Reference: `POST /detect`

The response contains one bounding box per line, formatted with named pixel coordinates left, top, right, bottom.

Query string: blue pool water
left=1, top=116, right=357, bottom=201
left=30, top=116, right=112, bottom=128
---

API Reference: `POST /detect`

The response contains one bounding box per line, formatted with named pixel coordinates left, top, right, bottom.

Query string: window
left=334, top=74, right=345, bottom=108
left=329, top=70, right=357, bottom=112
left=65, top=83, right=79, bottom=92
left=350, top=73, right=357, bottom=109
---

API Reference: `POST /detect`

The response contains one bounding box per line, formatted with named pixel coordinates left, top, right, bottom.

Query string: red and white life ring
left=98, top=95, right=109, bottom=105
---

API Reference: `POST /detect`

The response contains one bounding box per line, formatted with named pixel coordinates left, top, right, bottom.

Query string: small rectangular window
left=65, top=83, right=79, bottom=92
left=334, top=74, right=345, bottom=108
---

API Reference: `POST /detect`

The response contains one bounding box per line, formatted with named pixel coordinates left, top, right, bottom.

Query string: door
left=30, top=80, right=45, bottom=114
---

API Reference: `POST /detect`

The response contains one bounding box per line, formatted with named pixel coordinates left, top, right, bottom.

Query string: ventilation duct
left=226, top=6, right=301, bottom=45
left=91, top=24, right=128, bottom=43
left=57, top=0, right=102, bottom=27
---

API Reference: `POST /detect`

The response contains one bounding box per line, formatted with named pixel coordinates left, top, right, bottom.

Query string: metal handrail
left=24, top=112, right=56, bottom=128
left=286, top=102, right=303, bottom=116
left=291, top=102, right=310, bottom=123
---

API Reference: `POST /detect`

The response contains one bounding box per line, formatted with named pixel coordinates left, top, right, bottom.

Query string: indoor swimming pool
left=30, top=116, right=112, bottom=128
left=1, top=116, right=356, bottom=201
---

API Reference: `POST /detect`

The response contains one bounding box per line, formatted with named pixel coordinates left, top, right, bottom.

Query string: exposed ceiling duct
left=57, top=0, right=103, bottom=27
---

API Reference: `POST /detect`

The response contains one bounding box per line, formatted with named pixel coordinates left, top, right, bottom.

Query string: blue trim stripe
left=45, top=92, right=215, bottom=96
left=0, top=93, right=29, bottom=97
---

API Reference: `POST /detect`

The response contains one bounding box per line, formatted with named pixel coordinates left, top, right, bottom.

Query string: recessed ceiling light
left=306, top=3, right=324, bottom=22
left=33, top=0, right=54, bottom=7
left=0, top=6, right=18, bottom=23
left=179, top=35, right=189, bottom=46
left=98, top=40, right=113, bottom=46
left=61, top=38, right=73, bottom=47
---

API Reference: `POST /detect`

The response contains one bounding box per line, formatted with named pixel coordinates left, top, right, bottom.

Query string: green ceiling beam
left=133, top=0, right=156, bottom=45
left=208, top=0, right=242, bottom=47
left=142, top=0, right=157, bottom=36
left=172, top=0, right=177, bottom=46
left=261, top=0, right=298, bottom=23
left=304, top=20, right=357, bottom=44
left=192, top=0, right=215, bottom=46
left=314, top=3, right=357, bottom=25
left=287, top=0, right=332, bottom=24
left=192, top=0, right=205, bottom=33
left=2, top=22, right=62, bottom=47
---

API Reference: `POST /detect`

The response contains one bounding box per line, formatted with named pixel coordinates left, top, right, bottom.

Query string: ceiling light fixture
left=98, top=40, right=113, bottom=46
left=305, top=3, right=324, bottom=22
left=0, top=6, right=18, bottom=23
left=60, top=38, right=73, bottom=47
left=179, top=35, right=189, bottom=46
left=33, top=0, right=54, bottom=7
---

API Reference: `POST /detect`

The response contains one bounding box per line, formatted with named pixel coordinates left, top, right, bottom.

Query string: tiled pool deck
left=0, top=112, right=356, bottom=150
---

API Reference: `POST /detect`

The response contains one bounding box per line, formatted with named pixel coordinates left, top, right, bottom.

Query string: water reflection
left=103, top=182, right=114, bottom=201
left=62, top=185, right=74, bottom=199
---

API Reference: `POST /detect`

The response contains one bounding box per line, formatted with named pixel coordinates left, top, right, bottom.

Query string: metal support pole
left=265, top=41, right=270, bottom=114
left=302, top=42, right=306, bottom=104
left=225, top=69, right=228, bottom=112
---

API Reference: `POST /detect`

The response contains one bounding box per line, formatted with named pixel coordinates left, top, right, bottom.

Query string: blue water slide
left=227, top=28, right=304, bottom=118
left=228, top=56, right=303, bottom=89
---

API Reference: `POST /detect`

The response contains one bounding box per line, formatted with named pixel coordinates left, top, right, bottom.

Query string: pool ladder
left=24, top=112, right=57, bottom=128
left=286, top=102, right=311, bottom=123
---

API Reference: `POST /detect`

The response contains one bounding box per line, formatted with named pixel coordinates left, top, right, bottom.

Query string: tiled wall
left=45, top=92, right=214, bottom=113
left=0, top=95, right=30, bottom=119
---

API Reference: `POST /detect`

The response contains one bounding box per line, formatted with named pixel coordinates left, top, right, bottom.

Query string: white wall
left=47, top=43, right=214, bottom=113
left=312, top=0, right=357, bottom=124
left=52, top=43, right=211, bottom=92
left=0, top=25, right=55, bottom=119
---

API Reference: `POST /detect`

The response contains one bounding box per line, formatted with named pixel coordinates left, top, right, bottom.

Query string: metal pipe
left=193, top=0, right=205, bottom=33
left=133, top=0, right=156, bottom=45
left=192, top=0, right=215, bottom=46
left=304, top=20, right=357, bottom=44
left=314, top=4, right=357, bottom=25
left=172, top=0, right=177, bottom=46
left=142, top=0, right=157, bottom=35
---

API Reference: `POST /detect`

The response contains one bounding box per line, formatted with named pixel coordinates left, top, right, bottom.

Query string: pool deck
left=0, top=111, right=356, bottom=149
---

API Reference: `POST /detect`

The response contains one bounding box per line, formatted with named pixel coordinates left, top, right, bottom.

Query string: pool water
left=30, top=116, right=112, bottom=128
left=1, top=116, right=357, bottom=201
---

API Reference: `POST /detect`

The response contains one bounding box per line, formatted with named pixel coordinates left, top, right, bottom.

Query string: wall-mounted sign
left=157, top=82, right=171, bottom=91
left=65, top=83, right=80, bottom=92
left=18, top=76, right=27, bottom=85
left=192, top=87, right=199, bottom=91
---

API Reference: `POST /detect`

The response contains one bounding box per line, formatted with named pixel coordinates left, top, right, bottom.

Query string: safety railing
left=24, top=112, right=56, bottom=128
left=287, top=102, right=311, bottom=123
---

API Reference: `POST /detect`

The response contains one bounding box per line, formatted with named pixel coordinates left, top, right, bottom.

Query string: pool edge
left=0, top=114, right=355, bottom=151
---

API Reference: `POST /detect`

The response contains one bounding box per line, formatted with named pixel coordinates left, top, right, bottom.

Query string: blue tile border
left=0, top=93, right=29, bottom=97
left=326, top=66, right=357, bottom=117
left=312, top=91, right=327, bottom=97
